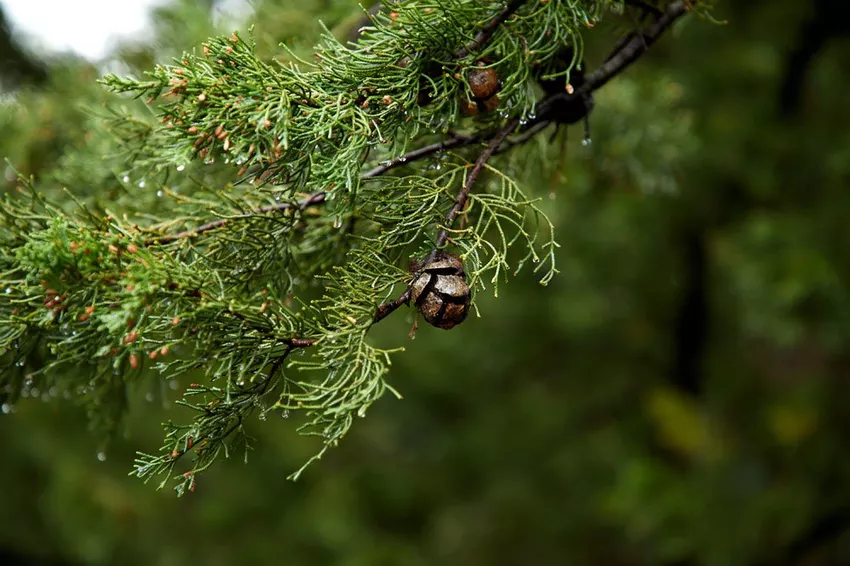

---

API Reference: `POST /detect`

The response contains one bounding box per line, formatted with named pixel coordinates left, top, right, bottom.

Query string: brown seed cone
left=468, top=66, right=499, bottom=100
left=409, top=252, right=471, bottom=329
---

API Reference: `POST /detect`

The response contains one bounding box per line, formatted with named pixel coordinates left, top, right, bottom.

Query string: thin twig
left=534, top=0, right=689, bottom=122
left=362, top=132, right=476, bottom=178
left=435, top=118, right=519, bottom=249
left=581, top=0, right=689, bottom=94
left=498, top=119, right=552, bottom=152
left=455, top=0, right=528, bottom=60
left=147, top=191, right=326, bottom=245
left=372, top=288, right=412, bottom=324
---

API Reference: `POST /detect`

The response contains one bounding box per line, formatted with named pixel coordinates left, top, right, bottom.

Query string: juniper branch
left=1, top=0, right=703, bottom=493
left=139, top=0, right=694, bottom=337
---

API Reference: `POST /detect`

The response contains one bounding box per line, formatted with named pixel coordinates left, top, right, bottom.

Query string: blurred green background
left=2, top=1, right=850, bottom=564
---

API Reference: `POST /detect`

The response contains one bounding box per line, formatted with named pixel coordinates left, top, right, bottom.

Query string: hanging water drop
left=156, top=190, right=164, bottom=197
left=1, top=403, right=12, bottom=414
left=581, top=137, right=592, bottom=147
left=122, top=175, right=130, bottom=183
left=138, top=180, right=146, bottom=188
left=97, top=451, right=107, bottom=462
left=176, top=164, right=186, bottom=172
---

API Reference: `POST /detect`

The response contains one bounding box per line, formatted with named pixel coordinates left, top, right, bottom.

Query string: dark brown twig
left=147, top=191, right=326, bottom=245
left=435, top=118, right=520, bottom=249
left=372, top=288, right=412, bottom=324
left=455, top=0, right=528, bottom=60
left=580, top=0, right=689, bottom=94
left=534, top=0, right=689, bottom=123
left=361, top=132, right=476, bottom=178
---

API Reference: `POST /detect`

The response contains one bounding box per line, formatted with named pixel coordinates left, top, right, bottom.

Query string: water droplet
left=259, top=412, right=267, bottom=421
left=548, top=192, right=557, bottom=200
left=122, top=175, right=130, bottom=183
left=4, top=288, right=11, bottom=294
left=156, top=190, right=164, bottom=197
left=281, top=410, right=290, bottom=419
left=1, top=403, right=12, bottom=414
left=97, top=451, right=107, bottom=462
left=169, top=380, right=179, bottom=390
left=581, top=137, right=592, bottom=147
left=138, top=180, right=146, bottom=188
left=176, top=164, right=186, bottom=172
left=333, top=217, right=342, bottom=229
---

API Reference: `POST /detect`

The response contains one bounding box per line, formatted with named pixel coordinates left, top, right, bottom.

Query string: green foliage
left=6, top=1, right=850, bottom=565
left=2, top=0, right=639, bottom=492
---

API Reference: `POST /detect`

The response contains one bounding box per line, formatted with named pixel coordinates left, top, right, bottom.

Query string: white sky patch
left=1, top=0, right=169, bottom=60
